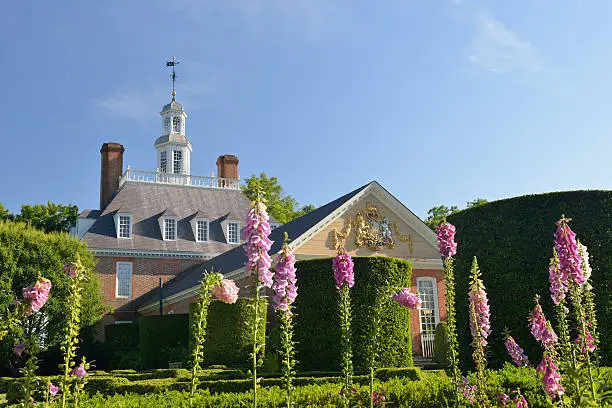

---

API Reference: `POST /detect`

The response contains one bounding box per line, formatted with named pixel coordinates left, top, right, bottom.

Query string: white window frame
left=416, top=277, right=440, bottom=323
left=196, top=219, right=209, bottom=242
left=113, top=213, right=132, bottom=239
left=162, top=217, right=177, bottom=241
left=172, top=116, right=181, bottom=133
left=227, top=221, right=239, bottom=244
left=160, top=151, right=167, bottom=173
left=163, top=117, right=171, bottom=134
left=115, top=262, right=133, bottom=299
left=173, top=150, right=182, bottom=174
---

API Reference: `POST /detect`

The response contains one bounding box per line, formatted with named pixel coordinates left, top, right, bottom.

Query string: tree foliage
left=242, top=173, right=315, bottom=224
left=424, top=198, right=489, bottom=230
left=0, top=201, right=78, bottom=233
left=0, top=220, right=105, bottom=375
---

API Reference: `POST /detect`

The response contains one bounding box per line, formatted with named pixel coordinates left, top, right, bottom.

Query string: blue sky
left=2, top=1, right=612, bottom=219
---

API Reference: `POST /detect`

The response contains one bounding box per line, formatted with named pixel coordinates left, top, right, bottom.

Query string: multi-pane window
left=160, top=151, right=167, bottom=173
left=172, top=117, right=181, bottom=133
left=417, top=278, right=439, bottom=357
left=196, top=220, right=208, bottom=242
left=116, top=262, right=132, bottom=298
left=173, top=150, right=182, bottom=174
left=164, top=218, right=177, bottom=241
left=118, top=215, right=131, bottom=239
left=228, top=222, right=239, bottom=244
left=164, top=117, right=171, bottom=134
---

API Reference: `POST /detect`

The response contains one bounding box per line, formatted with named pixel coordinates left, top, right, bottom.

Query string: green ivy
left=293, top=257, right=413, bottom=371
left=447, top=190, right=612, bottom=368
left=188, top=298, right=267, bottom=368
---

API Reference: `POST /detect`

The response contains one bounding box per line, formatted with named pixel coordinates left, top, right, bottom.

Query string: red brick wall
left=100, top=143, right=124, bottom=209
left=95, top=256, right=204, bottom=310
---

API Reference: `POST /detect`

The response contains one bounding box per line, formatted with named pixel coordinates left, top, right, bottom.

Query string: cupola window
left=173, top=150, right=182, bottom=174
left=172, top=117, right=181, bottom=133
left=164, top=117, right=171, bottom=134
left=160, top=151, right=167, bottom=173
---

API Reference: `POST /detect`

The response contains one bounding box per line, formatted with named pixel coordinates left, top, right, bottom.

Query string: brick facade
left=95, top=256, right=204, bottom=310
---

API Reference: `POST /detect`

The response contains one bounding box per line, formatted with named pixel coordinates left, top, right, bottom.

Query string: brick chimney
left=100, top=143, right=125, bottom=209
left=216, top=155, right=239, bottom=180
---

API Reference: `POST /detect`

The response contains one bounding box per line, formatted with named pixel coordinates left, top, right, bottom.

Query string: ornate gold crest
left=333, top=202, right=414, bottom=254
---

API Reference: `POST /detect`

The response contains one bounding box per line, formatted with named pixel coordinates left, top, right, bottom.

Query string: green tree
left=16, top=202, right=78, bottom=234
left=424, top=205, right=459, bottom=230
left=466, top=198, right=489, bottom=208
left=242, top=173, right=315, bottom=224
left=0, top=203, right=12, bottom=221
left=0, top=220, right=105, bottom=374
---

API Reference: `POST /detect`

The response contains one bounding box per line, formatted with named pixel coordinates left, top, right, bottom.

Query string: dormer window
left=227, top=221, right=239, bottom=244
left=162, top=218, right=177, bottom=241
left=189, top=219, right=210, bottom=242
left=113, top=213, right=132, bottom=239
left=172, top=117, right=181, bottom=133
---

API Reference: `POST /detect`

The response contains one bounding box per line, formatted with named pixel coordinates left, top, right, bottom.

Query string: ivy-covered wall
left=189, top=298, right=267, bottom=367
left=139, top=314, right=190, bottom=369
left=293, top=257, right=414, bottom=371
left=447, top=190, right=612, bottom=367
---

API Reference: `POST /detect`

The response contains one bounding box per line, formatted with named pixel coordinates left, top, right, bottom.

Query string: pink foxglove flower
left=468, top=261, right=491, bottom=346
left=49, top=383, right=59, bottom=396
left=554, top=217, right=585, bottom=287
left=23, top=278, right=52, bottom=315
left=14, top=343, right=26, bottom=356
left=272, top=240, right=297, bottom=312
left=372, top=389, right=386, bottom=405
left=457, top=376, right=476, bottom=404
left=497, top=392, right=510, bottom=406
left=504, top=334, right=530, bottom=367
left=540, top=354, right=564, bottom=400
left=212, top=279, right=239, bottom=304
left=72, top=364, right=87, bottom=380
left=333, top=250, right=354, bottom=289
left=575, top=328, right=596, bottom=354
left=514, top=394, right=529, bottom=408
left=548, top=250, right=567, bottom=305
left=436, top=222, right=457, bottom=260
left=245, top=201, right=274, bottom=288
left=64, top=263, right=78, bottom=277
left=528, top=296, right=557, bottom=349
left=391, top=288, right=422, bottom=309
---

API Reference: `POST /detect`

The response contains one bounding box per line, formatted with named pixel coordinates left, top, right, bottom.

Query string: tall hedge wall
left=293, top=257, right=414, bottom=371
left=447, top=190, right=612, bottom=367
left=189, top=298, right=267, bottom=368
left=105, top=323, right=139, bottom=370
left=139, top=314, right=190, bottom=369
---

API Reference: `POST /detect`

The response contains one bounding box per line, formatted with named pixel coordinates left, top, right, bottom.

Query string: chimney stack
left=216, top=155, right=239, bottom=180
left=100, top=142, right=125, bottom=210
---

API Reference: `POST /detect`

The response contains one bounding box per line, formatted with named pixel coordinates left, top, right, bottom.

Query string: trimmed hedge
left=293, top=257, right=413, bottom=371
left=447, top=191, right=612, bottom=367
left=104, top=323, right=139, bottom=370
left=139, top=314, right=190, bottom=369
left=433, top=322, right=451, bottom=367
left=189, top=298, right=267, bottom=367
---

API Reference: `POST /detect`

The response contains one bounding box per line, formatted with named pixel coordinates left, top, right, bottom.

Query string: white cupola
left=154, top=95, right=192, bottom=175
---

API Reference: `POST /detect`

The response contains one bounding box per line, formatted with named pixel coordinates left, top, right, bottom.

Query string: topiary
left=433, top=322, right=451, bottom=367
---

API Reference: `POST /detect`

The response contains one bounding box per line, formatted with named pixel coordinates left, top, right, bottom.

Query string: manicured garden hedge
left=293, top=257, right=413, bottom=371
left=447, top=190, right=612, bottom=368
left=139, top=314, right=190, bottom=369
left=189, top=298, right=267, bottom=367
left=105, top=323, right=139, bottom=370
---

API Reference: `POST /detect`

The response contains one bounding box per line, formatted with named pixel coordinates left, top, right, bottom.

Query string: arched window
left=172, top=117, right=181, bottom=133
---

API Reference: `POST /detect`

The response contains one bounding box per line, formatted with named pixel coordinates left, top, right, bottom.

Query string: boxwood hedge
left=139, top=314, right=190, bottom=369
left=447, top=190, right=612, bottom=367
left=293, top=257, right=413, bottom=371
left=104, top=323, right=139, bottom=370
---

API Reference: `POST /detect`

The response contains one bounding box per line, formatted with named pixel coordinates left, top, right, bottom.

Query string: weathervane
left=166, top=56, right=180, bottom=100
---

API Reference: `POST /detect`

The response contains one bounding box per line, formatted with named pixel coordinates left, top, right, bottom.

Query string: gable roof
left=125, top=181, right=370, bottom=311
left=82, top=181, right=277, bottom=254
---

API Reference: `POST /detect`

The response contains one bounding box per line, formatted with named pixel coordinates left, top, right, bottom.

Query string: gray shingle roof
left=125, top=181, right=371, bottom=311
left=82, top=182, right=276, bottom=254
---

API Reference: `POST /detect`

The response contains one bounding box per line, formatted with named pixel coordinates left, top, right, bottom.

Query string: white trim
left=93, top=248, right=217, bottom=260
left=113, top=213, right=133, bottom=239
left=416, top=276, right=440, bottom=323
left=191, top=218, right=210, bottom=242
left=416, top=276, right=440, bottom=358
left=159, top=216, right=178, bottom=241
left=227, top=221, right=240, bottom=244
left=115, top=261, right=133, bottom=299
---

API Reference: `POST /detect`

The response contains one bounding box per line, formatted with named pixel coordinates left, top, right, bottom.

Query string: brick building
left=73, top=93, right=445, bottom=357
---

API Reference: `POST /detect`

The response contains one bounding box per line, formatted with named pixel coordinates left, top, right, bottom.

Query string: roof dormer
left=113, top=212, right=132, bottom=239
left=158, top=210, right=178, bottom=241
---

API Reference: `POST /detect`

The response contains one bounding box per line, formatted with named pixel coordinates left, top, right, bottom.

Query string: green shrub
left=139, top=314, right=190, bottom=369
left=6, top=380, right=25, bottom=404
left=189, top=298, right=267, bottom=368
left=104, top=323, right=140, bottom=370
left=294, top=257, right=413, bottom=371
left=433, top=321, right=451, bottom=367
left=447, top=191, right=612, bottom=367
left=0, top=376, right=15, bottom=393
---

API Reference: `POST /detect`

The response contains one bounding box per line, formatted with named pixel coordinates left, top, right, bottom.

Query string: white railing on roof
left=119, top=169, right=242, bottom=190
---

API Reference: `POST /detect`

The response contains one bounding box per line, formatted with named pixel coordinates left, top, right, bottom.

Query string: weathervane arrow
left=166, top=56, right=180, bottom=99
